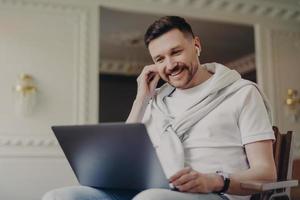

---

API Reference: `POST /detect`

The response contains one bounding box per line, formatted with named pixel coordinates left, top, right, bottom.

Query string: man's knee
left=42, top=189, right=59, bottom=200
left=41, top=186, right=96, bottom=200
left=42, top=188, right=79, bottom=200
left=133, top=189, right=165, bottom=200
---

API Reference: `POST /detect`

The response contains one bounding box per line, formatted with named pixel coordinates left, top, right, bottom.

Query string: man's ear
left=194, top=36, right=202, bottom=52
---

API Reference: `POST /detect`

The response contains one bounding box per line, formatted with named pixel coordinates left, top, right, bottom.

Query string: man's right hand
left=136, top=64, right=161, bottom=101
left=126, top=64, right=161, bottom=123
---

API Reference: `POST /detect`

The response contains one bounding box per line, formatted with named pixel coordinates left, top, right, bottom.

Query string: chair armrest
left=240, top=180, right=298, bottom=191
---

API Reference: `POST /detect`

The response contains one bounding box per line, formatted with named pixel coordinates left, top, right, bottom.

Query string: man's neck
left=186, top=64, right=213, bottom=88
left=198, top=65, right=213, bottom=84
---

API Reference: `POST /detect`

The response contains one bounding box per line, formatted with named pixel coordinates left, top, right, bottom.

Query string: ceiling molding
left=100, top=55, right=256, bottom=76
left=144, top=0, right=300, bottom=22
left=100, top=59, right=145, bottom=76
left=226, top=53, right=256, bottom=74
left=0, top=0, right=87, bottom=12
left=105, top=31, right=144, bottom=47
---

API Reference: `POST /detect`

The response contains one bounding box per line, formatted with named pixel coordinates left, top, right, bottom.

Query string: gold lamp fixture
left=15, top=74, right=37, bottom=96
left=285, top=89, right=300, bottom=122
left=14, top=74, right=38, bottom=116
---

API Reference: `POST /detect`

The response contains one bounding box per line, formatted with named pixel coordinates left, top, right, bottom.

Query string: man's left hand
left=169, top=167, right=223, bottom=193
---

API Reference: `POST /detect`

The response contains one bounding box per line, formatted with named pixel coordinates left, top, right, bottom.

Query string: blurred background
left=99, top=7, right=255, bottom=122
left=0, top=0, right=300, bottom=199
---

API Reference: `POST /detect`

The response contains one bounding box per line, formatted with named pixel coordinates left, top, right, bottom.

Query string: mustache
left=166, top=62, right=189, bottom=75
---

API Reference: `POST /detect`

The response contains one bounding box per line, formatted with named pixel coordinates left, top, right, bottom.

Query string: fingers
left=169, top=168, right=209, bottom=193
left=136, top=64, right=159, bottom=100
left=176, top=179, right=198, bottom=192
left=149, top=74, right=160, bottom=91
left=135, top=64, right=160, bottom=99
left=172, top=170, right=198, bottom=188
left=169, top=167, right=192, bottom=183
left=147, top=72, right=156, bottom=82
left=137, top=64, right=159, bottom=83
left=187, top=185, right=200, bottom=193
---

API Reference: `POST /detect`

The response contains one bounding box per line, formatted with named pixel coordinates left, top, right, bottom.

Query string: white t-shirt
left=165, top=75, right=213, bottom=116
left=164, top=83, right=275, bottom=170
left=142, top=82, right=274, bottom=200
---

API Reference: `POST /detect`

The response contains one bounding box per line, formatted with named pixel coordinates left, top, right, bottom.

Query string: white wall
left=0, top=0, right=98, bottom=199
left=0, top=0, right=299, bottom=199
left=0, top=157, right=78, bottom=200
left=270, top=28, right=300, bottom=155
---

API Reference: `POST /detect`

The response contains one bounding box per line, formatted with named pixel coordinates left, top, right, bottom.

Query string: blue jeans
left=42, top=186, right=229, bottom=200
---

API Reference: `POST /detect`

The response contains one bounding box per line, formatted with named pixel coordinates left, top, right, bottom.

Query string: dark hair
left=144, top=16, right=195, bottom=48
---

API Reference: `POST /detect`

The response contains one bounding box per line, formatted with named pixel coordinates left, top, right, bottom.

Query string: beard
left=165, top=61, right=197, bottom=89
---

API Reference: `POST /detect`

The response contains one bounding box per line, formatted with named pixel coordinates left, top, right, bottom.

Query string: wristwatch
left=215, top=170, right=230, bottom=194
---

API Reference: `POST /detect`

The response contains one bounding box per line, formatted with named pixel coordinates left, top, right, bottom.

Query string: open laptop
left=52, top=123, right=170, bottom=190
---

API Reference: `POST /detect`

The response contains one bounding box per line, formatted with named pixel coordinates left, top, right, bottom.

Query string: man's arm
left=225, top=139, right=277, bottom=195
left=169, top=139, right=277, bottom=195
left=126, top=64, right=160, bottom=123
left=126, top=97, right=149, bottom=123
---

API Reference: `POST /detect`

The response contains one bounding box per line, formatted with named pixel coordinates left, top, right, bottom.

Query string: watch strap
left=215, top=171, right=230, bottom=194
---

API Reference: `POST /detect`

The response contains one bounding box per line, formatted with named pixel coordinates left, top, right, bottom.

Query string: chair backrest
left=272, top=126, right=294, bottom=181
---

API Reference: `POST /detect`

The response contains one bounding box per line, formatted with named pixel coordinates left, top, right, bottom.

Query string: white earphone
left=196, top=47, right=201, bottom=56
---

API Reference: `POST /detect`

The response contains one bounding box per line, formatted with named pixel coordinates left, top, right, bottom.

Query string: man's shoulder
left=232, top=79, right=259, bottom=94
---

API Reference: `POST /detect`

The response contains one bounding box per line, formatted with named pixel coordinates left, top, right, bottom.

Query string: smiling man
left=127, top=16, right=276, bottom=200
left=43, top=16, right=276, bottom=200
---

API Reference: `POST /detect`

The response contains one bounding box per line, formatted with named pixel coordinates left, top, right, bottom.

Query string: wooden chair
left=241, top=126, right=298, bottom=200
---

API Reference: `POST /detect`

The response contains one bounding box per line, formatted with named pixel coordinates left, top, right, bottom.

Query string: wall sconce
left=285, top=89, right=300, bottom=122
left=14, top=74, right=38, bottom=117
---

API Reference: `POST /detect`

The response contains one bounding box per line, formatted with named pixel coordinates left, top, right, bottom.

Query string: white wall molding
left=0, top=135, right=58, bottom=147
left=0, top=0, right=90, bottom=124
left=0, top=0, right=95, bottom=157
left=0, top=135, right=64, bottom=157
left=141, top=0, right=300, bottom=23
left=76, top=4, right=90, bottom=123
left=253, top=24, right=279, bottom=124
left=0, top=134, right=63, bottom=157
left=0, top=0, right=86, bottom=13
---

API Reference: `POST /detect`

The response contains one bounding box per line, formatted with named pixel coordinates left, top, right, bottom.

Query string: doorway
left=99, top=7, right=255, bottom=122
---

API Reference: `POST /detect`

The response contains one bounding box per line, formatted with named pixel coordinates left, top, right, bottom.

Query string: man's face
left=148, top=29, right=200, bottom=89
